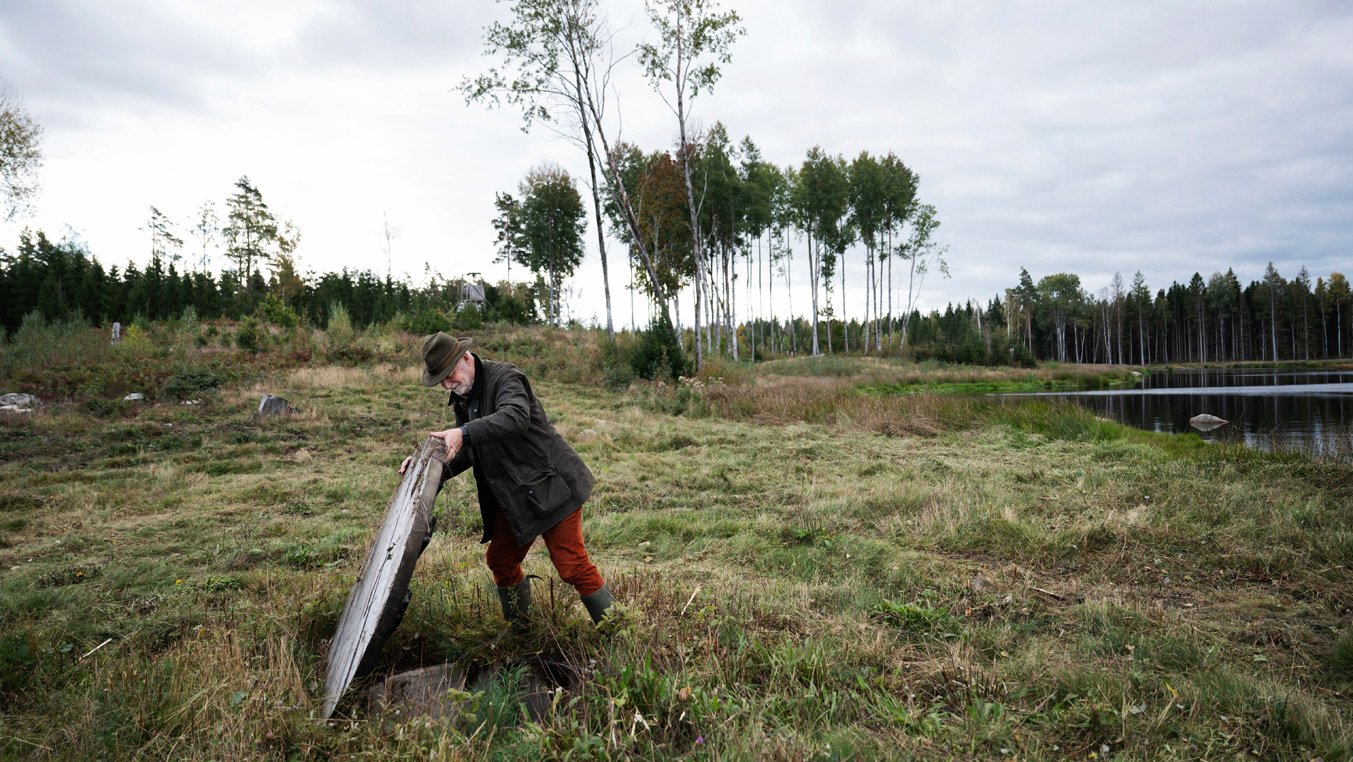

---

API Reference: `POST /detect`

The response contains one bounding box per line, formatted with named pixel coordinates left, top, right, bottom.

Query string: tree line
left=489, top=125, right=946, bottom=362
left=899, top=266, right=1352, bottom=366
left=462, top=0, right=950, bottom=371
left=8, top=211, right=1348, bottom=369
left=0, top=226, right=539, bottom=339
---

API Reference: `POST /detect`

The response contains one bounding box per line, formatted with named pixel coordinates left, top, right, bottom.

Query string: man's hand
left=429, top=428, right=464, bottom=462
left=398, top=455, right=413, bottom=475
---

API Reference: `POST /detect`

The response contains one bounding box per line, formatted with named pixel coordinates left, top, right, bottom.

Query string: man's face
left=441, top=353, right=474, bottom=396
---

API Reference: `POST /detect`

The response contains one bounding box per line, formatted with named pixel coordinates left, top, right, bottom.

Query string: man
left=401, top=332, right=614, bottom=630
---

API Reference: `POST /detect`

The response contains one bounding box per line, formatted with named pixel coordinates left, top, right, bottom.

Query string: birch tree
left=880, top=153, right=917, bottom=347
left=695, top=123, right=743, bottom=358
left=739, top=136, right=777, bottom=358
left=638, top=0, right=743, bottom=370
left=896, top=203, right=946, bottom=351
left=793, top=147, right=850, bottom=356
left=1036, top=273, right=1084, bottom=363
left=0, top=77, right=42, bottom=221
left=193, top=201, right=218, bottom=274
left=603, top=143, right=692, bottom=321
left=848, top=151, right=885, bottom=352
left=461, top=0, right=630, bottom=340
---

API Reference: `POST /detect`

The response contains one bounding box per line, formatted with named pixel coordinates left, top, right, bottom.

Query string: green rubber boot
left=497, top=577, right=531, bottom=633
left=580, top=584, right=615, bottom=625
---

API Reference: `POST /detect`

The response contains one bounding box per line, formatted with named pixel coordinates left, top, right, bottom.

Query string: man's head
left=420, top=333, right=474, bottom=392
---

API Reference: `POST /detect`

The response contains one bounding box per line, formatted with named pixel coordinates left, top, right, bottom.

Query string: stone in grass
left=366, top=663, right=469, bottom=722
left=123, top=393, right=146, bottom=402
left=257, top=394, right=298, bottom=416
left=1, top=392, right=40, bottom=409
left=470, top=657, right=581, bottom=721
left=1189, top=413, right=1229, bottom=431
left=367, top=658, right=580, bottom=724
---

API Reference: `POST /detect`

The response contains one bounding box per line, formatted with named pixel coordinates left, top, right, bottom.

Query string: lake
left=1003, top=368, right=1353, bottom=456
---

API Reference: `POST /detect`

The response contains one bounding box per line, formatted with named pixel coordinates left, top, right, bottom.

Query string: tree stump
left=321, top=437, right=444, bottom=719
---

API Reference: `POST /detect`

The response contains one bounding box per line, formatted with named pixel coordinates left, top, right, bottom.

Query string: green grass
left=1, top=325, right=1351, bottom=758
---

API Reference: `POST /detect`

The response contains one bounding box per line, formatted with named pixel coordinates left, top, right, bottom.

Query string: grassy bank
left=2, top=325, right=1352, bottom=759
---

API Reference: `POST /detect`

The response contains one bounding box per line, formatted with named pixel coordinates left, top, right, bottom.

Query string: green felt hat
left=420, top=333, right=472, bottom=387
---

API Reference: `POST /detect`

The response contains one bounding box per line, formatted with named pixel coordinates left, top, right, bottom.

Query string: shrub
left=600, top=339, right=636, bottom=390
left=178, top=306, right=199, bottom=331
left=453, top=303, right=484, bottom=330
left=1, top=311, right=106, bottom=374
left=628, top=314, right=689, bottom=381
left=326, top=302, right=354, bottom=347
left=487, top=287, right=535, bottom=324
left=398, top=307, right=451, bottom=337
left=236, top=318, right=265, bottom=353
left=257, top=295, right=300, bottom=328
left=113, top=322, right=154, bottom=361
left=162, top=366, right=228, bottom=400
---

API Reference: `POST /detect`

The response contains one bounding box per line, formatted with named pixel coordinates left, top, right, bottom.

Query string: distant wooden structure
left=321, top=438, right=443, bottom=719
left=457, top=282, right=485, bottom=312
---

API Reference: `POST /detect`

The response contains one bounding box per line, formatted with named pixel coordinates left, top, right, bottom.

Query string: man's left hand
left=429, top=428, right=464, bottom=461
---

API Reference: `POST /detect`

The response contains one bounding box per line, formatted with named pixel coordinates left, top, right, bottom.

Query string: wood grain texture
left=321, top=438, right=444, bottom=719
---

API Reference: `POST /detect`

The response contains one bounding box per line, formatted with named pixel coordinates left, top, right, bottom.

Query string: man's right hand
left=398, top=455, right=413, bottom=474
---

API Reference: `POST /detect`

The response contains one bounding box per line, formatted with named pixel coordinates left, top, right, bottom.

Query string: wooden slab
left=321, top=438, right=444, bottom=719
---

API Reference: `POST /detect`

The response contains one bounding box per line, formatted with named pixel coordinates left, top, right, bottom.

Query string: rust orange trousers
left=485, top=506, right=604, bottom=597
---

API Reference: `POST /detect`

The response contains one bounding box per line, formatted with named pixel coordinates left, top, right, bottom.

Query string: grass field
left=2, top=322, right=1352, bottom=759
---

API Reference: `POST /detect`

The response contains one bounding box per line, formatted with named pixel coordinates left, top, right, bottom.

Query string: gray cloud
left=287, top=1, right=485, bottom=71
left=0, top=2, right=251, bottom=125
left=2, top=0, right=1350, bottom=320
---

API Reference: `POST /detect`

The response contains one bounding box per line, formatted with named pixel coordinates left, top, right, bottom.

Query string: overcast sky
left=2, top=0, right=1350, bottom=328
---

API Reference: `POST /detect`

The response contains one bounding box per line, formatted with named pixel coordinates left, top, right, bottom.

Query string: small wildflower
left=695, top=735, right=704, bottom=746
left=175, top=578, right=184, bottom=585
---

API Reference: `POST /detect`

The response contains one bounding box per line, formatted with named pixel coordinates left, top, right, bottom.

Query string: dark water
left=1003, top=368, right=1353, bottom=455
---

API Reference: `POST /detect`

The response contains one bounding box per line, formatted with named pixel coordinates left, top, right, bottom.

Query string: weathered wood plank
left=321, top=438, right=444, bottom=719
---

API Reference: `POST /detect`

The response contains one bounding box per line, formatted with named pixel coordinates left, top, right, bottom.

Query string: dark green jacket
left=441, top=354, right=593, bottom=546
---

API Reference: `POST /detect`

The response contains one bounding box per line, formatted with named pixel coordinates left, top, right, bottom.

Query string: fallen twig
left=10, top=736, right=53, bottom=752
left=681, top=585, right=703, bottom=616
left=81, top=638, right=114, bottom=660
left=1031, top=586, right=1067, bottom=601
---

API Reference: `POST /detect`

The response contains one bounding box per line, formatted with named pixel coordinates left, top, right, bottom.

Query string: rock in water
left=321, top=437, right=444, bottom=720
left=257, top=395, right=297, bottom=416
left=1189, top=413, right=1229, bottom=431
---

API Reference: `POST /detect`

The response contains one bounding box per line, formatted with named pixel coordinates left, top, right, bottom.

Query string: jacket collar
left=448, top=352, right=485, bottom=407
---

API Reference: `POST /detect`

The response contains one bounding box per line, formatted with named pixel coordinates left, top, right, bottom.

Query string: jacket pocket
left=518, top=469, right=574, bottom=518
